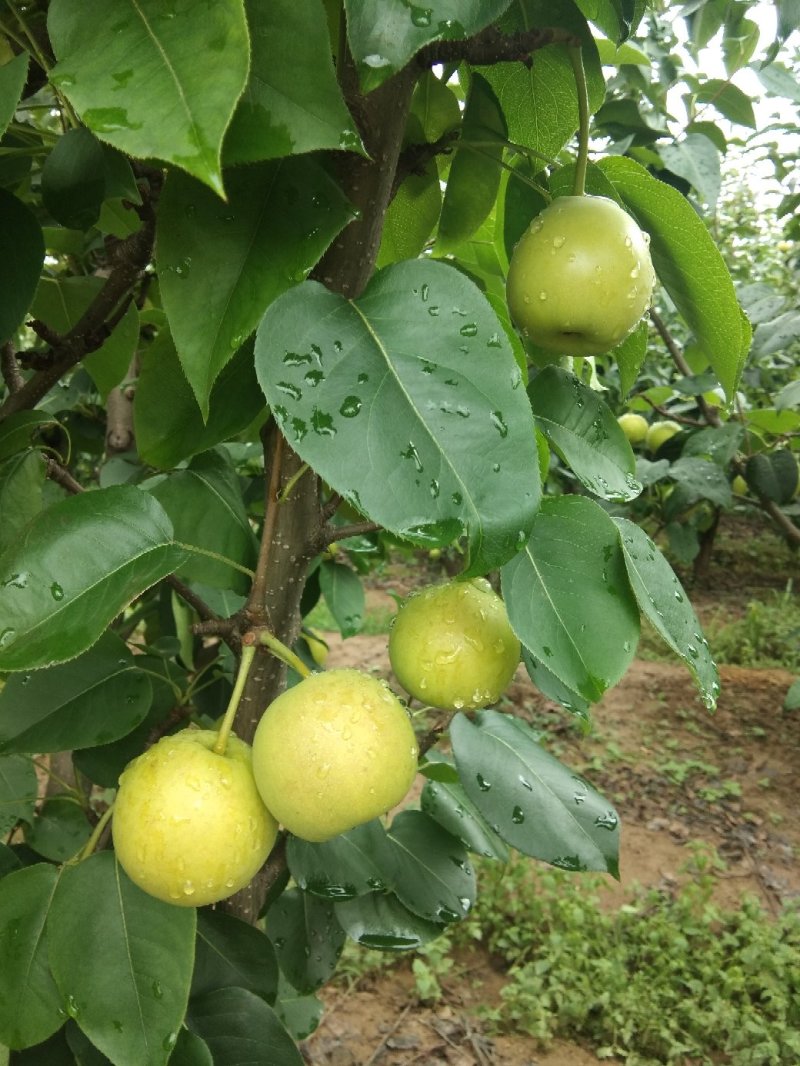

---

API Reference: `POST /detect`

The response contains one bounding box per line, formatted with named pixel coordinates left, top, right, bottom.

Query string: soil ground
left=302, top=516, right=799, bottom=1066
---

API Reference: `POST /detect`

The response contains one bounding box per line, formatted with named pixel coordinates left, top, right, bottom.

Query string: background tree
left=0, top=1, right=797, bottom=1063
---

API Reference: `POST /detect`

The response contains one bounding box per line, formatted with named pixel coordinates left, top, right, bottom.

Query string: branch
left=650, top=309, right=800, bottom=548
left=317, top=520, right=382, bottom=552
left=0, top=198, right=157, bottom=421
left=43, top=456, right=84, bottom=495
left=391, top=129, right=458, bottom=198
left=1, top=341, right=24, bottom=393
left=416, top=25, right=580, bottom=68
left=245, top=422, right=284, bottom=623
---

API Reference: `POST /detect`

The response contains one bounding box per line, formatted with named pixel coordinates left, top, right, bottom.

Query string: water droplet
left=283, top=351, right=312, bottom=366
left=451, top=491, right=463, bottom=505
left=2, top=572, right=29, bottom=589
left=152, top=981, right=163, bottom=999
left=538, top=291, right=548, bottom=301
left=428, top=306, right=440, bottom=316
left=552, top=235, right=566, bottom=249
left=420, top=283, right=429, bottom=301
left=276, top=381, right=302, bottom=400
left=595, top=811, right=619, bottom=831
left=511, top=806, right=525, bottom=824
left=340, top=395, right=362, bottom=418
left=400, top=442, right=423, bottom=472
left=490, top=411, right=508, bottom=438
left=0, top=628, right=16, bottom=648
left=357, top=372, right=369, bottom=384
left=311, top=409, right=336, bottom=436
left=476, top=774, right=491, bottom=792
left=518, top=776, right=533, bottom=791
left=459, top=322, right=478, bottom=337
left=304, top=369, right=324, bottom=387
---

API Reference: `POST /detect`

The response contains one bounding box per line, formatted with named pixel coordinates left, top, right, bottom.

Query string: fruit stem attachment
left=258, top=630, right=313, bottom=680
left=214, top=642, right=257, bottom=755
left=567, top=45, right=590, bottom=197
left=77, top=802, right=115, bottom=862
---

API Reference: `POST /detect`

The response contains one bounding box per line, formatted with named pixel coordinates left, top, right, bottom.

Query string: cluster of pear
left=617, top=411, right=682, bottom=452
left=112, top=578, right=520, bottom=907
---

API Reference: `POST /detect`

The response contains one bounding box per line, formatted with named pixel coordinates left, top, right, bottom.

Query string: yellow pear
left=113, top=730, right=277, bottom=907
left=388, top=578, right=520, bottom=711
left=251, top=669, right=418, bottom=843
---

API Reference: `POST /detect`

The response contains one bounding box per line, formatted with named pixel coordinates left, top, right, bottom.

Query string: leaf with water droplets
left=614, top=518, right=720, bottom=709
left=0, top=863, right=64, bottom=1050
left=0, top=632, right=151, bottom=755
left=48, top=0, right=249, bottom=195
left=334, top=891, right=444, bottom=951
left=528, top=366, right=642, bottom=502
left=158, top=159, right=352, bottom=416
left=255, top=260, right=540, bottom=576
left=502, top=496, right=640, bottom=702
left=265, top=888, right=345, bottom=995
left=48, top=854, right=195, bottom=1066
left=224, top=0, right=363, bottom=164
left=0, top=486, right=187, bottom=672
left=450, top=710, right=620, bottom=876
left=421, top=754, right=509, bottom=861
left=344, top=0, right=512, bottom=90
left=287, top=819, right=390, bottom=901
left=375, top=810, right=476, bottom=924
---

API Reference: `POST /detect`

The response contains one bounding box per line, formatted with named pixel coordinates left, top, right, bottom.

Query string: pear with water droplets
left=388, top=578, right=520, bottom=711
left=112, top=729, right=278, bottom=907
left=251, top=669, right=418, bottom=843
left=506, top=195, right=656, bottom=356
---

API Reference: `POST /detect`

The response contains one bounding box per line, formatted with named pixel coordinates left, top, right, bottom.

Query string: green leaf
left=48, top=853, right=195, bottom=1066
left=135, top=333, right=265, bottom=470
left=0, top=842, right=22, bottom=880
left=745, top=450, right=799, bottom=505
left=378, top=810, right=476, bottom=923
left=224, top=0, right=362, bottom=164
left=528, top=366, right=641, bottom=501
left=694, top=79, right=756, bottom=128
left=82, top=303, right=139, bottom=401
left=0, top=485, right=186, bottom=672
left=0, top=864, right=64, bottom=1050
left=421, top=760, right=510, bottom=860
left=451, top=710, right=620, bottom=875
left=502, top=496, right=640, bottom=702
left=167, top=1028, right=213, bottom=1066
left=287, top=819, right=389, bottom=901
left=436, top=73, right=506, bottom=253
left=659, top=133, right=721, bottom=209
left=668, top=456, right=733, bottom=509
left=147, top=450, right=257, bottom=594
left=682, top=424, right=744, bottom=467
left=376, top=164, right=441, bottom=268
left=9, top=1029, right=75, bottom=1065
left=274, top=974, right=322, bottom=1042
left=483, top=3, right=605, bottom=161
left=265, top=888, right=345, bottom=994
left=187, top=988, right=303, bottom=1066
left=0, top=451, right=46, bottom=557
left=0, top=632, right=151, bottom=754
left=0, top=53, right=29, bottom=140
left=0, top=189, right=45, bottom=344
left=344, top=0, right=512, bottom=91
left=65, top=1022, right=117, bottom=1065
left=0, top=754, right=37, bottom=836
left=613, top=518, right=720, bottom=709
left=522, top=646, right=592, bottom=722
left=48, top=0, right=249, bottom=196
left=598, top=156, right=746, bottom=400
left=157, top=159, right=352, bottom=414
left=192, top=910, right=279, bottom=1005
left=255, top=260, right=540, bottom=576
left=410, top=70, right=461, bottom=143
left=41, top=127, right=106, bottom=230
left=752, top=309, right=800, bottom=357
left=614, top=319, right=650, bottom=397
left=24, top=796, right=91, bottom=863
left=29, top=275, right=103, bottom=333
left=319, top=560, right=364, bottom=637
left=0, top=413, right=61, bottom=464
left=334, top=891, right=444, bottom=951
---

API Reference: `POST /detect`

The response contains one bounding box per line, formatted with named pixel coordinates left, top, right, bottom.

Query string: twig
left=364, top=1002, right=414, bottom=1066
left=245, top=424, right=284, bottom=621
left=166, top=574, right=221, bottom=625
left=43, top=456, right=84, bottom=495
left=650, top=308, right=720, bottom=427
left=416, top=25, right=580, bottom=68
left=1, top=341, right=24, bottom=392
left=391, top=129, right=459, bottom=198
left=318, top=520, right=383, bottom=551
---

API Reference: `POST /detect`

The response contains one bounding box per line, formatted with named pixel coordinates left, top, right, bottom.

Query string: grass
left=337, top=847, right=800, bottom=1065
left=638, top=584, right=800, bottom=673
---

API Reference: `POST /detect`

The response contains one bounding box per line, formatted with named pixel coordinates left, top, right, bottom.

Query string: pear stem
left=78, top=802, right=115, bottom=862
left=214, top=642, right=257, bottom=755
left=259, top=630, right=313, bottom=680
left=568, top=45, right=590, bottom=197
